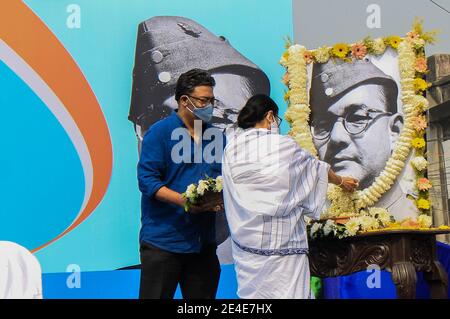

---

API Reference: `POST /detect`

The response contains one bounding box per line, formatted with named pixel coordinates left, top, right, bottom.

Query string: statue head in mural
left=128, top=16, right=270, bottom=146
left=310, top=58, right=403, bottom=190
left=129, top=16, right=271, bottom=262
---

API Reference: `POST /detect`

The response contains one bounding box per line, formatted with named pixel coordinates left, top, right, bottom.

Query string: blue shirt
left=138, top=111, right=225, bottom=253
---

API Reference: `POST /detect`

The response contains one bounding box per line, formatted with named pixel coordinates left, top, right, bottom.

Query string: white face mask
left=269, top=114, right=280, bottom=134
left=270, top=121, right=280, bottom=134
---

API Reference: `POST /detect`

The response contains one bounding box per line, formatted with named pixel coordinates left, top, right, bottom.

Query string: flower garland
left=281, top=43, right=318, bottom=156
left=280, top=19, right=436, bottom=217
left=307, top=207, right=450, bottom=240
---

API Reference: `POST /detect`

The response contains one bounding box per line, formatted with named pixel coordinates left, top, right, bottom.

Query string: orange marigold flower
left=407, top=30, right=420, bottom=41
left=351, top=43, right=367, bottom=60
left=304, top=50, right=314, bottom=64
left=415, top=57, right=427, bottom=73
left=417, top=178, right=432, bottom=191
left=281, top=72, right=289, bottom=86
left=412, top=115, right=427, bottom=132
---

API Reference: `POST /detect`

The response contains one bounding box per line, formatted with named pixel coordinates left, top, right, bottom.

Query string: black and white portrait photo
left=309, top=49, right=419, bottom=220
left=128, top=16, right=270, bottom=147
left=128, top=16, right=271, bottom=264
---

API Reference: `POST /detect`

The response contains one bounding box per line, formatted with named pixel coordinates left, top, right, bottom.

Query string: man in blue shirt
left=138, top=69, right=225, bottom=299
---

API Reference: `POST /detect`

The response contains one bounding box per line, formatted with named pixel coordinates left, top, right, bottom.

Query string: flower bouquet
left=181, top=176, right=224, bottom=213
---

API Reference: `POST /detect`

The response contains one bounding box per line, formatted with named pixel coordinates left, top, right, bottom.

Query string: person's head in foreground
left=237, top=94, right=282, bottom=133
left=310, top=58, right=402, bottom=189
left=175, top=68, right=217, bottom=125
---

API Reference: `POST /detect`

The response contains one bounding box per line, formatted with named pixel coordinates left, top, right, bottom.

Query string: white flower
left=367, top=207, right=392, bottom=226
left=323, top=219, right=337, bottom=236
left=372, top=38, right=386, bottom=55
left=289, top=44, right=306, bottom=54
left=378, top=211, right=393, bottom=226
left=410, top=95, right=429, bottom=113
left=411, top=156, right=428, bottom=171
left=358, top=215, right=380, bottom=231
left=418, top=214, right=432, bottom=228
left=304, top=216, right=312, bottom=225
left=197, top=180, right=208, bottom=196
left=185, top=184, right=197, bottom=200
left=345, top=218, right=361, bottom=236
left=413, top=38, right=426, bottom=50
left=215, top=176, right=223, bottom=192
left=314, top=46, right=331, bottom=63
left=310, top=223, right=323, bottom=238
left=325, top=184, right=359, bottom=217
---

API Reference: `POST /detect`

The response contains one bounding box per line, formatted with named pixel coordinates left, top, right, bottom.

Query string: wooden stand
left=308, top=229, right=450, bottom=299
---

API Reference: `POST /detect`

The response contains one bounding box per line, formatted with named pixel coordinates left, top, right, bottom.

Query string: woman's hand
left=338, top=176, right=359, bottom=192
left=328, top=168, right=358, bottom=192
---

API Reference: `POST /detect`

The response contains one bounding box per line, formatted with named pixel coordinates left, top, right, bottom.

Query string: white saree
left=222, top=128, right=330, bottom=299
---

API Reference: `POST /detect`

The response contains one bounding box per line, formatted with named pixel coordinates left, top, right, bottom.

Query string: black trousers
left=139, top=241, right=221, bottom=299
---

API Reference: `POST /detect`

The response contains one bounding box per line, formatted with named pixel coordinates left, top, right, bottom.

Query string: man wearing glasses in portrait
left=310, top=58, right=418, bottom=220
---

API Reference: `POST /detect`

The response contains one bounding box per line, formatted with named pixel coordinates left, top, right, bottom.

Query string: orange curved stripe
left=1, top=0, right=113, bottom=251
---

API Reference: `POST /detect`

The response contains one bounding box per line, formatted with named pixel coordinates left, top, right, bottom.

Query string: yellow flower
left=284, top=90, right=291, bottom=101
left=332, top=43, right=350, bottom=58
left=386, top=222, right=402, bottom=229
left=387, top=35, right=402, bottom=49
left=414, top=78, right=429, bottom=92
left=411, top=137, right=425, bottom=149
left=279, top=50, right=290, bottom=66
left=417, top=198, right=430, bottom=210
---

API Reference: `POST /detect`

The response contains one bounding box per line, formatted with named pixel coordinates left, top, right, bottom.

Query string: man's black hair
left=175, top=69, right=216, bottom=101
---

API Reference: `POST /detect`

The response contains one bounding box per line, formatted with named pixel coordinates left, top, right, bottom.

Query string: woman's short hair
left=237, top=94, right=279, bottom=129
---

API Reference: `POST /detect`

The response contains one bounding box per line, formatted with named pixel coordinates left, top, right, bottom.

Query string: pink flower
left=415, top=57, right=427, bottom=73
left=401, top=219, right=420, bottom=228
left=407, top=31, right=420, bottom=40
left=351, top=43, right=367, bottom=60
left=417, top=178, right=432, bottom=191
left=281, top=72, right=289, bottom=86
left=304, top=51, right=314, bottom=64
left=412, top=115, right=427, bottom=132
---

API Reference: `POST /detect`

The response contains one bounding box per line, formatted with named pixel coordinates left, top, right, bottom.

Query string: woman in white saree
left=222, top=94, right=358, bottom=299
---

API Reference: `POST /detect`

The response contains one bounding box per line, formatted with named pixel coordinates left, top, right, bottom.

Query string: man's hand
left=189, top=201, right=224, bottom=214
left=339, top=176, right=359, bottom=192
